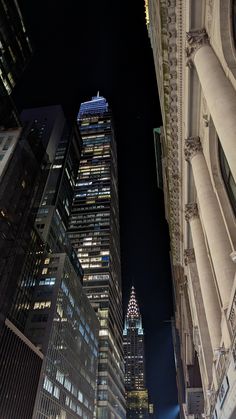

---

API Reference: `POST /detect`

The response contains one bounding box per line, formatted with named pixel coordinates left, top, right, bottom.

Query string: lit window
left=56, top=370, right=64, bottom=384
left=71, top=385, right=77, bottom=397
left=39, top=277, right=56, bottom=286
left=70, top=399, right=76, bottom=412
left=43, top=376, right=53, bottom=394
left=78, top=391, right=83, bottom=403
left=52, top=164, right=62, bottom=169
left=77, top=405, right=82, bottom=416
left=33, top=301, right=51, bottom=310
left=64, top=378, right=71, bottom=392
left=53, top=386, right=60, bottom=399
left=99, top=330, right=108, bottom=336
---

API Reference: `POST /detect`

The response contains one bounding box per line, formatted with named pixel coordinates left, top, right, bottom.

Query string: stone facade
left=146, top=1, right=236, bottom=418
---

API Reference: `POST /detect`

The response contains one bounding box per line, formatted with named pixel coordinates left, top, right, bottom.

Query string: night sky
left=13, top=1, right=179, bottom=417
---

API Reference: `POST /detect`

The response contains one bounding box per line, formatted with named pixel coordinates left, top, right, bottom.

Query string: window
left=71, top=385, right=77, bottom=397
left=219, top=140, right=236, bottom=215
left=70, top=400, right=76, bottom=412
left=64, top=377, right=71, bottom=391
left=56, top=369, right=64, bottom=384
left=61, top=280, right=68, bottom=295
left=77, top=405, right=82, bottom=415
left=39, top=277, right=56, bottom=286
left=53, top=386, right=60, bottom=399
left=33, top=301, right=51, bottom=310
left=3, top=136, right=13, bottom=151
left=98, top=377, right=107, bottom=385
left=233, top=0, right=236, bottom=47
left=78, top=390, right=83, bottom=402
left=99, top=329, right=108, bottom=336
left=43, top=376, right=53, bottom=394
left=98, top=390, right=108, bottom=401
left=79, top=324, right=85, bottom=336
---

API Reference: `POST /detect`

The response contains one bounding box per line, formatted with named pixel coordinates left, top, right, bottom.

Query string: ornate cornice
left=185, top=28, right=209, bottom=67
left=184, top=136, right=202, bottom=162
left=184, top=248, right=195, bottom=265
left=185, top=203, right=199, bottom=222
left=149, top=0, right=184, bottom=265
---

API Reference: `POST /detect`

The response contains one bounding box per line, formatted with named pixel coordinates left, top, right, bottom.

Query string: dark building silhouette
left=0, top=0, right=32, bottom=127
left=0, top=127, right=47, bottom=332
left=68, top=94, right=126, bottom=419
left=5, top=106, right=67, bottom=332
left=123, top=287, right=150, bottom=419
left=0, top=126, right=46, bottom=419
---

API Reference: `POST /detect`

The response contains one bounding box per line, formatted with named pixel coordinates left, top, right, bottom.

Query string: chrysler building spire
left=127, top=286, right=140, bottom=319
left=123, top=287, right=150, bottom=418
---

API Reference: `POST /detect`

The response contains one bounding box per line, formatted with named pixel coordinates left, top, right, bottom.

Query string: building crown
left=77, top=92, right=109, bottom=119
left=126, top=286, right=140, bottom=319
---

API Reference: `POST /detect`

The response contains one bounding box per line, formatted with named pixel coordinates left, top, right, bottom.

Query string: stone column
left=185, top=205, right=221, bottom=350
left=185, top=137, right=235, bottom=308
left=185, top=253, right=213, bottom=385
left=186, top=29, right=236, bottom=181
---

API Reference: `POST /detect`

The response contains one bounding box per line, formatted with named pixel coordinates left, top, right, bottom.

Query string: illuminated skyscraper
left=68, top=94, right=126, bottom=419
left=123, top=287, right=149, bottom=419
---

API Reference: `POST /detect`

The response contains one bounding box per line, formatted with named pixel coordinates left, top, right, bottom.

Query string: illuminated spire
left=126, top=286, right=140, bottom=319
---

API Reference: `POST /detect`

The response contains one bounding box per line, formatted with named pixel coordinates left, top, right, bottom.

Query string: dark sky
left=13, top=0, right=179, bottom=417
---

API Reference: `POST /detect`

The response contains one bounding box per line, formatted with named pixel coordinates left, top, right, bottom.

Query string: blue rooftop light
left=78, top=92, right=109, bottom=119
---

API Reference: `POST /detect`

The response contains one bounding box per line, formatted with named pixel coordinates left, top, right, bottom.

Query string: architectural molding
left=206, top=0, right=214, bottom=33
left=184, top=136, right=202, bottom=162
left=186, top=28, right=209, bottom=67
left=193, top=325, right=201, bottom=349
left=184, top=248, right=195, bottom=266
left=185, top=203, right=199, bottom=222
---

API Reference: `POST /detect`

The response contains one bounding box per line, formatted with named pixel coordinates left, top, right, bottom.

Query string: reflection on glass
left=219, top=140, right=236, bottom=215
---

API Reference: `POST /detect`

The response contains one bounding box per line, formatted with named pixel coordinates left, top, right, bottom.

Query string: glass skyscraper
left=69, top=94, right=126, bottom=419
left=123, top=287, right=149, bottom=419
left=25, top=253, right=99, bottom=419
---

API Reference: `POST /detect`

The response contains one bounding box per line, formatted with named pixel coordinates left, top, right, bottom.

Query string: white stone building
left=146, top=1, right=236, bottom=418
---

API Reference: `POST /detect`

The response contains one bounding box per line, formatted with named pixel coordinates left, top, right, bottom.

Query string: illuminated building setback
left=69, top=94, right=126, bottom=419
left=123, top=287, right=150, bottom=419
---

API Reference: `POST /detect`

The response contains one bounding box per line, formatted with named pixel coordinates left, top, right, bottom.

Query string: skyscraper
left=123, top=287, right=149, bottom=419
left=0, top=106, right=98, bottom=419
left=20, top=105, right=99, bottom=418
left=25, top=253, right=99, bottom=419
left=69, top=94, right=126, bottom=419
left=0, top=0, right=32, bottom=127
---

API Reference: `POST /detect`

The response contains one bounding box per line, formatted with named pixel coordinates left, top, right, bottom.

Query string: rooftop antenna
left=97, top=91, right=100, bottom=97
